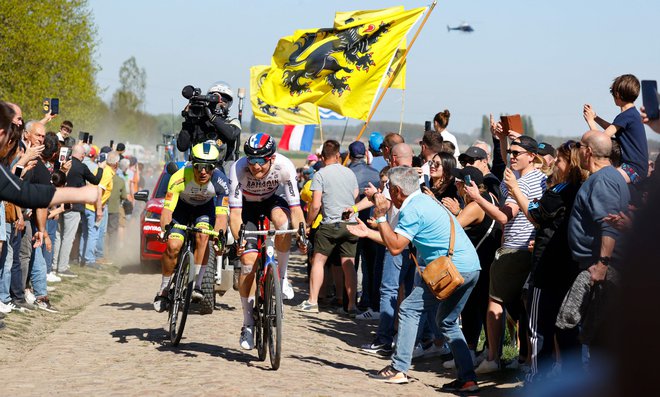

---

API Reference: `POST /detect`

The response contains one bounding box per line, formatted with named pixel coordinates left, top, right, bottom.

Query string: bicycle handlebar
left=237, top=222, right=308, bottom=249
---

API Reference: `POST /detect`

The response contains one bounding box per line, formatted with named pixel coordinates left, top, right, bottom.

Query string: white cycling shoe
left=240, top=325, right=255, bottom=350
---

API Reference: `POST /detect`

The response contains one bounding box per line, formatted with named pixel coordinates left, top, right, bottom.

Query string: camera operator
left=177, top=81, right=241, bottom=166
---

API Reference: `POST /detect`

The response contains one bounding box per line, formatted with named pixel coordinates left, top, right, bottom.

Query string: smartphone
left=78, top=131, right=85, bottom=141
left=42, top=98, right=50, bottom=114
left=82, top=132, right=89, bottom=144
left=50, top=98, right=59, bottom=115
left=58, top=147, right=71, bottom=163
left=464, top=174, right=472, bottom=185
left=642, top=80, right=659, bottom=120
left=88, top=135, right=93, bottom=144
left=109, top=139, right=114, bottom=148
left=425, top=120, right=432, bottom=131
left=14, top=165, right=24, bottom=178
left=423, top=174, right=430, bottom=188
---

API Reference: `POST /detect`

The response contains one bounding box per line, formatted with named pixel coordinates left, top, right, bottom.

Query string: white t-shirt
left=441, top=129, right=460, bottom=160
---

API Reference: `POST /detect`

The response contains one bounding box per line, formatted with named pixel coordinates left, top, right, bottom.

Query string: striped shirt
left=500, top=169, right=547, bottom=249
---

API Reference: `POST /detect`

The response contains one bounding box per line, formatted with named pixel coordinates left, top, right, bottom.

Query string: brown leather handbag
left=411, top=206, right=464, bottom=300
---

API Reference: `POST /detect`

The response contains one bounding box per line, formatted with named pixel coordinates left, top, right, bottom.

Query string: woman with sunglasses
left=503, top=140, right=588, bottom=383
left=422, top=152, right=460, bottom=203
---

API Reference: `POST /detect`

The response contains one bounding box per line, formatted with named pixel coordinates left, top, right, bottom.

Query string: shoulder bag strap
left=439, top=204, right=456, bottom=258
left=475, top=193, right=496, bottom=251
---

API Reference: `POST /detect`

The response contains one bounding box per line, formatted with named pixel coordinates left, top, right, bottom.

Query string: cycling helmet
left=207, top=81, right=234, bottom=109
left=244, top=133, right=276, bottom=157
left=190, top=141, right=220, bottom=164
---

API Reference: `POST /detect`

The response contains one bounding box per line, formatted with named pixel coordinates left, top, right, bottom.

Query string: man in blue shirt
left=348, top=166, right=481, bottom=393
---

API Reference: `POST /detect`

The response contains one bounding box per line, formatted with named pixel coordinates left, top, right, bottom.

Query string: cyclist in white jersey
left=228, top=133, right=306, bottom=350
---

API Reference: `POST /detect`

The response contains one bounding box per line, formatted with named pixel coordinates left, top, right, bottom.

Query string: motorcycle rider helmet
left=244, top=133, right=276, bottom=158
left=207, top=81, right=234, bottom=115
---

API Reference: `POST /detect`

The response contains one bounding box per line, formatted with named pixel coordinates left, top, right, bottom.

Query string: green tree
left=480, top=115, right=490, bottom=141
left=111, top=56, right=146, bottom=113
left=0, top=0, right=100, bottom=128
left=522, top=115, right=536, bottom=138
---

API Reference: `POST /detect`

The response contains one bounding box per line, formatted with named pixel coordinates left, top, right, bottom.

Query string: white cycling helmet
left=207, top=81, right=234, bottom=109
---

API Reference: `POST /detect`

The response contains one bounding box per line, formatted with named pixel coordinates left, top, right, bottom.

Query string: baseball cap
left=450, top=166, right=484, bottom=186
left=537, top=142, right=556, bottom=157
left=116, top=142, right=126, bottom=152
left=88, top=146, right=97, bottom=157
left=368, top=132, right=384, bottom=151
left=459, top=146, right=488, bottom=161
left=510, top=136, right=539, bottom=154
left=306, top=154, right=318, bottom=162
left=349, top=141, right=366, bottom=158
left=100, top=146, right=112, bottom=154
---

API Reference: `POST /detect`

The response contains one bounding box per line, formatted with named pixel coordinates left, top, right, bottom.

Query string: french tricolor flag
left=278, top=125, right=316, bottom=152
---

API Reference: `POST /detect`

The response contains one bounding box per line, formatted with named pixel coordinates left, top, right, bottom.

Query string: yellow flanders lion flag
left=334, top=7, right=407, bottom=90
left=250, top=65, right=320, bottom=125
left=258, top=7, right=425, bottom=120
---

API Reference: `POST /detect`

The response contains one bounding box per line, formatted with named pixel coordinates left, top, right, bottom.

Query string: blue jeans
left=0, top=223, right=13, bottom=303
left=95, top=206, right=108, bottom=260
left=29, top=222, right=48, bottom=298
left=80, top=209, right=99, bottom=265
left=376, top=249, right=413, bottom=345
left=392, top=270, right=479, bottom=379
left=10, top=226, right=24, bottom=300
left=43, top=218, right=58, bottom=274
left=436, top=270, right=480, bottom=381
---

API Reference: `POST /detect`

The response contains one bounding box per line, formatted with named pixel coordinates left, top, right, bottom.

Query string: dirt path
left=0, top=255, right=521, bottom=396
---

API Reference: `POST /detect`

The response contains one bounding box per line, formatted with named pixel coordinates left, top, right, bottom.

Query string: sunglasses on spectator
left=559, top=140, right=577, bottom=150
left=506, top=149, right=528, bottom=158
left=247, top=156, right=270, bottom=166
left=428, top=160, right=442, bottom=168
left=575, top=142, right=590, bottom=150
left=193, top=162, right=214, bottom=173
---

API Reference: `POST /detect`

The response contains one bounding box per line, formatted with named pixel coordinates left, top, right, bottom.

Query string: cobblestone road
left=1, top=255, right=520, bottom=396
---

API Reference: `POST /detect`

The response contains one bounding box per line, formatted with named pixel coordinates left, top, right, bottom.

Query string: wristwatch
left=375, top=216, right=387, bottom=224
left=597, top=256, right=611, bottom=266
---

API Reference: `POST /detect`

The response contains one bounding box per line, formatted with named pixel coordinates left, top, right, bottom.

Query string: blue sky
left=90, top=0, right=660, bottom=139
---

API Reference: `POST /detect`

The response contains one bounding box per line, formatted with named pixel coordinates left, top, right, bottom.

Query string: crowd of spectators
left=290, top=73, right=659, bottom=393
left=0, top=100, right=144, bottom=329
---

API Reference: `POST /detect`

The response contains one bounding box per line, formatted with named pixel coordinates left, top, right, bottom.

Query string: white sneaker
left=443, top=350, right=477, bottom=369
left=47, top=272, right=62, bottom=283
left=282, top=279, right=294, bottom=300
left=25, top=289, right=36, bottom=305
left=475, top=358, right=499, bottom=374
left=413, top=342, right=450, bottom=359
left=240, top=325, right=255, bottom=350
left=0, top=301, right=12, bottom=314
left=355, top=308, right=380, bottom=321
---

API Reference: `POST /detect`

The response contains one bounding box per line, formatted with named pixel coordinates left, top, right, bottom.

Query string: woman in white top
left=434, top=109, right=460, bottom=161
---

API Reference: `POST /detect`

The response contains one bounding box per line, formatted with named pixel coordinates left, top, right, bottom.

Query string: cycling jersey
left=228, top=154, right=300, bottom=209
left=163, top=166, right=230, bottom=216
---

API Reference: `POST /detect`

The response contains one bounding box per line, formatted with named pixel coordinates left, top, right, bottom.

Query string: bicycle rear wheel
left=169, top=250, right=194, bottom=346
left=265, top=266, right=283, bottom=370
left=254, top=266, right=267, bottom=361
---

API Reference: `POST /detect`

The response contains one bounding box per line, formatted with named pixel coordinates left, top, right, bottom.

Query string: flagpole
left=339, top=117, right=350, bottom=146
left=342, top=0, right=437, bottom=165
left=399, top=88, right=405, bottom=135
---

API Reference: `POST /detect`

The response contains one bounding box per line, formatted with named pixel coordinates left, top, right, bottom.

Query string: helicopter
left=447, top=22, right=474, bottom=33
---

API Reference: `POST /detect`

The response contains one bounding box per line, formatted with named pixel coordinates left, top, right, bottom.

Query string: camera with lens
left=181, top=85, right=221, bottom=120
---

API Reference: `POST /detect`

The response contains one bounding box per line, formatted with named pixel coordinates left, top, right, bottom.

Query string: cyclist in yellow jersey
left=153, top=142, right=230, bottom=312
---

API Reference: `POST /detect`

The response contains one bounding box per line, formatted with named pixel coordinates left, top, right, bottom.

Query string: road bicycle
left=238, top=217, right=307, bottom=370
left=164, top=222, right=221, bottom=346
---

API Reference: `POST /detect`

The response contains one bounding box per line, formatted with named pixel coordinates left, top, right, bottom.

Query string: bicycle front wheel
left=265, top=266, right=283, bottom=370
left=169, top=250, right=194, bottom=346
left=254, top=266, right=267, bottom=361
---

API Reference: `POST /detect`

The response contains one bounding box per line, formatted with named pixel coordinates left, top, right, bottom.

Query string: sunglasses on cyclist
left=193, top=162, right=214, bottom=173
left=247, top=156, right=271, bottom=166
